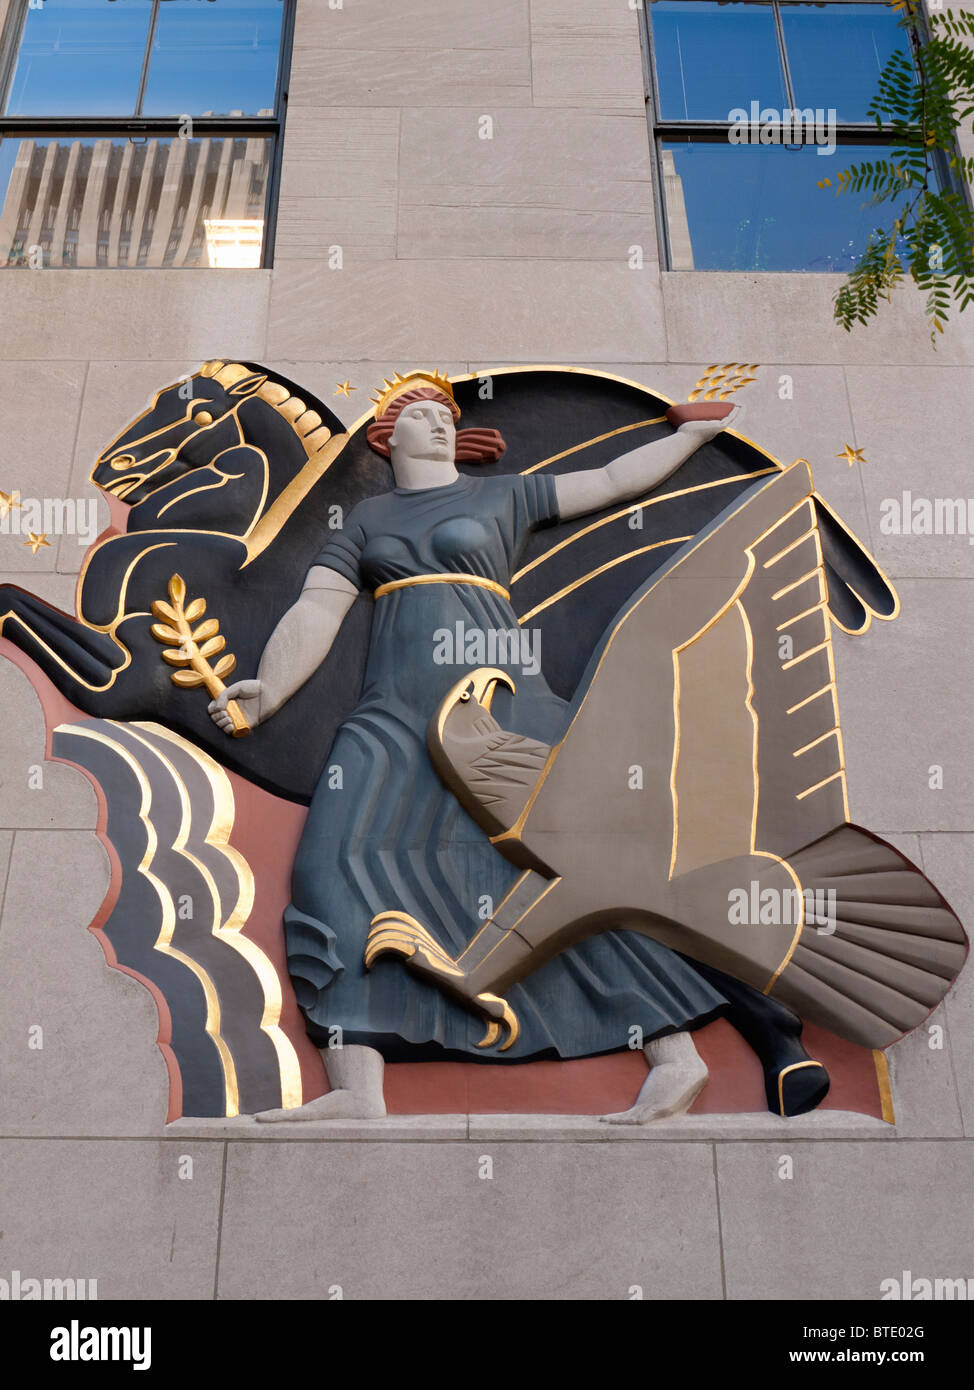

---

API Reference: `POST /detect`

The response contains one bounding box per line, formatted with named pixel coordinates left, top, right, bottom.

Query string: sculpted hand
left=677, top=403, right=743, bottom=443
left=209, top=680, right=262, bottom=735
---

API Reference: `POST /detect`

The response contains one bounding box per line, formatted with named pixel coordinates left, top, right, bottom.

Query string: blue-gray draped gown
left=285, top=471, right=727, bottom=1059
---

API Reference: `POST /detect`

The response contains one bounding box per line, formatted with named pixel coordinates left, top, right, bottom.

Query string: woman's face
left=388, top=399, right=456, bottom=465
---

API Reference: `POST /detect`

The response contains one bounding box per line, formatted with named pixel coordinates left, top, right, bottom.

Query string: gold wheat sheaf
left=688, top=363, right=760, bottom=402
left=151, top=575, right=250, bottom=737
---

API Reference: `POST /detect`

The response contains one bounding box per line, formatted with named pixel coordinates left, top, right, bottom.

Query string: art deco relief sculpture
left=0, top=362, right=965, bottom=1126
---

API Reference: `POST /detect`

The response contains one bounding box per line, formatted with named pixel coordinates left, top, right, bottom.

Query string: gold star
left=837, top=444, right=866, bottom=467
left=23, top=532, right=50, bottom=555
left=334, top=380, right=356, bottom=398
left=0, top=488, right=22, bottom=518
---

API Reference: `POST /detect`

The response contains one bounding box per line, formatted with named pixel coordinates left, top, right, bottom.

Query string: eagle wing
left=672, top=461, right=845, bottom=868
left=430, top=462, right=968, bottom=1049
left=617, top=464, right=969, bottom=1047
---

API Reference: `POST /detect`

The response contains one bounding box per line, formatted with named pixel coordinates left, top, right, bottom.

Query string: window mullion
left=134, top=0, right=161, bottom=118
left=772, top=1, right=797, bottom=110
left=0, top=0, right=30, bottom=115
left=262, top=0, right=297, bottom=268
left=0, top=116, right=280, bottom=137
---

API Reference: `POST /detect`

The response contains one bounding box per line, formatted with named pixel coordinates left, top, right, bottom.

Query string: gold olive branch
left=150, top=574, right=250, bottom=737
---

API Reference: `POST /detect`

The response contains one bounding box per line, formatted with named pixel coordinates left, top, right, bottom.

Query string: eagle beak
left=459, top=666, right=516, bottom=712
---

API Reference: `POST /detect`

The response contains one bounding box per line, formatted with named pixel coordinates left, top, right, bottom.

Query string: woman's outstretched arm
left=552, top=406, right=742, bottom=521
left=209, top=566, right=358, bottom=732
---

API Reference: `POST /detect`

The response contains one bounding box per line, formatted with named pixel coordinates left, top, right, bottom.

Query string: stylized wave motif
left=52, top=719, right=302, bottom=1119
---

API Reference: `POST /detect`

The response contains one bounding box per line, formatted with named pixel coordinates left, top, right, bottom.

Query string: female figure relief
left=211, top=372, right=827, bottom=1122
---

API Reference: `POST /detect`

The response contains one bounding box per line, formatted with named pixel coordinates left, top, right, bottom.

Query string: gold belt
left=374, top=573, right=510, bottom=601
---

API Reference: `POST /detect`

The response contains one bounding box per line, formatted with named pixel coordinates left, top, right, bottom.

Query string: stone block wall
left=0, top=0, right=970, bottom=1298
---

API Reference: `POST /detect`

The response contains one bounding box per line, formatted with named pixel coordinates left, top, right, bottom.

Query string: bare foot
left=601, top=1031, right=708, bottom=1125
left=256, top=1089, right=385, bottom=1123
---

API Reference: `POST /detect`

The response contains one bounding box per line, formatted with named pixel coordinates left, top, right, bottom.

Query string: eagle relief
left=0, top=361, right=966, bottom=1128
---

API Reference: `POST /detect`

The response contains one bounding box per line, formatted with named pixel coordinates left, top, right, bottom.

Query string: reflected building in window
left=0, top=116, right=272, bottom=269
left=641, top=0, right=938, bottom=272
left=659, top=148, right=694, bottom=270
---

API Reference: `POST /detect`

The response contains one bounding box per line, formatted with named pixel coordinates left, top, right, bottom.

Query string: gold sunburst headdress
left=365, top=369, right=507, bottom=462
left=370, top=370, right=459, bottom=420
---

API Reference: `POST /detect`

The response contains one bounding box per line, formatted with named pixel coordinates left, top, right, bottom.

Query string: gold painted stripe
left=520, top=417, right=666, bottom=475
left=83, top=541, right=175, bottom=634
left=671, top=575, right=761, bottom=876
left=676, top=548, right=758, bottom=657
left=792, top=727, right=841, bottom=759
left=374, top=573, right=510, bottom=601
left=156, top=470, right=243, bottom=518
left=489, top=747, right=561, bottom=847
left=761, top=525, right=816, bottom=570
left=795, top=769, right=846, bottom=801
left=786, top=682, right=836, bottom=716
left=776, top=599, right=828, bottom=632
left=243, top=430, right=349, bottom=564
left=772, top=567, right=822, bottom=603
left=737, top=600, right=760, bottom=858
left=781, top=639, right=831, bottom=672
left=511, top=469, right=777, bottom=582
left=761, top=850, right=807, bottom=995
left=873, top=1049, right=896, bottom=1125
left=668, top=647, right=682, bottom=880
left=516, top=537, right=692, bottom=624
left=837, top=735, right=850, bottom=818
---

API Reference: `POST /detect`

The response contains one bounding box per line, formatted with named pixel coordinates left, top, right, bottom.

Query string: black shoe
left=770, top=1056, right=830, bottom=1118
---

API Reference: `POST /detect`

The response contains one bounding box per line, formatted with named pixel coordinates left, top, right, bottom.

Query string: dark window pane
left=780, top=2, right=913, bottom=123
left=4, top=0, right=153, bottom=116
left=660, top=140, right=927, bottom=272
left=650, top=0, right=786, bottom=121
left=0, top=133, right=272, bottom=268
left=141, top=0, right=285, bottom=117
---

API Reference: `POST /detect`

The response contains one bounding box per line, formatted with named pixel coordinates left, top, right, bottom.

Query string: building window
left=641, top=0, right=954, bottom=272
left=0, top=0, right=293, bottom=269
